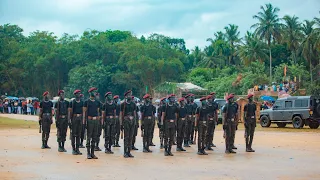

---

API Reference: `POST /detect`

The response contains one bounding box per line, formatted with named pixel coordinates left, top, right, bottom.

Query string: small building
left=152, top=82, right=208, bottom=99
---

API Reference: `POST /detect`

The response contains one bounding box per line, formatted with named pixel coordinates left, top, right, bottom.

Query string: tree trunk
left=269, top=47, right=272, bottom=84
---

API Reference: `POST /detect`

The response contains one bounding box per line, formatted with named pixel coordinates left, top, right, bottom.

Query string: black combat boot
left=231, top=145, right=237, bottom=150
left=45, top=139, right=51, bottom=149
left=95, top=141, right=102, bottom=151
left=180, top=146, right=186, bottom=151
left=123, top=146, right=129, bottom=158
left=76, top=137, right=82, bottom=155
left=87, top=147, right=92, bottom=159
left=114, top=141, right=121, bottom=147
left=91, top=146, right=98, bottom=159
left=168, top=146, right=174, bottom=156
left=225, top=149, right=231, bottom=154
left=62, top=141, right=67, bottom=152
left=58, top=142, right=63, bottom=152
left=211, top=143, right=216, bottom=147
left=41, top=140, right=45, bottom=149
left=176, top=146, right=182, bottom=151
left=150, top=142, right=156, bottom=146
left=197, top=150, right=204, bottom=155
left=128, top=149, right=134, bottom=158
left=206, top=144, right=214, bottom=151
left=230, top=149, right=237, bottom=153
left=202, top=149, right=208, bottom=155
left=164, top=145, right=169, bottom=156
left=245, top=138, right=250, bottom=152
left=72, top=137, right=77, bottom=155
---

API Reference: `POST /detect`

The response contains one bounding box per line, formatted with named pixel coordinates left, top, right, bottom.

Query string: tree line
left=1, top=3, right=319, bottom=98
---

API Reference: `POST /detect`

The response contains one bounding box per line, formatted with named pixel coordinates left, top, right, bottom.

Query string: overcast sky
left=1, top=0, right=319, bottom=49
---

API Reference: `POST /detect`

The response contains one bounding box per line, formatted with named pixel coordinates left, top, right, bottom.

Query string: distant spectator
left=254, top=85, right=259, bottom=91
left=13, top=100, right=18, bottom=114
left=27, top=100, right=32, bottom=115
left=34, top=100, right=39, bottom=115
left=18, top=100, right=22, bottom=114
left=0, top=100, right=3, bottom=113
left=272, top=84, right=277, bottom=92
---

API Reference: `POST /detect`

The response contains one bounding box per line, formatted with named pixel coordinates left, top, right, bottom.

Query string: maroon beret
left=184, top=94, right=190, bottom=98
left=113, top=95, right=119, bottom=99
left=88, top=87, right=97, bottom=93
left=206, top=95, right=213, bottom=99
left=190, top=94, right=195, bottom=96
left=58, top=90, right=65, bottom=96
left=43, top=91, right=49, bottom=97
left=200, top=97, right=207, bottom=101
left=178, top=97, right=185, bottom=102
left=80, top=94, right=84, bottom=97
left=226, top=94, right=234, bottom=100
left=143, top=94, right=151, bottom=99
left=210, top=92, right=216, bottom=95
left=169, top=94, right=175, bottom=98
left=131, top=96, right=135, bottom=100
left=104, top=92, right=112, bottom=97
left=160, top=97, right=166, bottom=101
left=124, top=90, right=132, bottom=96
left=73, top=89, right=81, bottom=95
left=247, top=94, right=254, bottom=99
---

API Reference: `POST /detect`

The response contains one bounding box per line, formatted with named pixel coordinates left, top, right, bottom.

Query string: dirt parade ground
left=0, top=114, right=320, bottom=180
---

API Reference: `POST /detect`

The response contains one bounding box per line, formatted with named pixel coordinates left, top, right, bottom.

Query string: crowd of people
left=254, top=80, right=296, bottom=93
left=0, top=98, right=40, bottom=115
left=37, top=88, right=257, bottom=159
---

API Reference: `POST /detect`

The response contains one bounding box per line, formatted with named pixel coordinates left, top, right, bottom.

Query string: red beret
left=226, top=94, right=234, bottom=100
left=124, top=90, right=132, bottom=96
left=73, top=89, right=81, bottom=95
left=184, top=94, right=190, bottom=98
left=88, top=87, right=97, bottom=93
left=104, top=92, right=112, bottom=97
left=206, top=95, right=213, bottom=99
left=113, top=95, right=119, bottom=99
left=169, top=94, right=175, bottom=98
left=178, top=97, right=185, bottom=102
left=43, top=91, right=49, bottom=96
left=190, top=94, right=195, bottom=96
left=247, top=94, right=254, bottom=99
left=143, top=94, right=151, bottom=99
left=160, top=97, right=166, bottom=101
left=200, top=97, right=207, bottom=101
left=80, top=94, right=84, bottom=97
left=210, top=92, right=216, bottom=95
left=132, top=96, right=135, bottom=99
left=58, top=90, right=64, bottom=96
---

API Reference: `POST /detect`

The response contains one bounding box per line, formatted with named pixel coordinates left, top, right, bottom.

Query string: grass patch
left=0, top=117, right=39, bottom=129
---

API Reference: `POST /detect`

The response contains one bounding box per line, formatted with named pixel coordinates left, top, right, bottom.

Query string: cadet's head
left=88, top=87, right=98, bottom=98
left=43, top=91, right=49, bottom=101
left=200, top=97, right=206, bottom=106
left=247, top=94, right=254, bottom=102
left=185, top=94, right=191, bottom=102
left=105, top=92, right=112, bottom=101
left=113, top=95, right=119, bottom=102
left=190, top=94, right=196, bottom=102
left=73, top=90, right=81, bottom=99
left=207, top=95, right=213, bottom=103
left=169, top=94, right=175, bottom=103
left=160, top=97, right=166, bottom=105
left=178, top=97, right=185, bottom=106
left=124, top=90, right=132, bottom=100
left=209, top=92, right=216, bottom=100
left=95, top=93, right=100, bottom=100
left=227, top=94, right=235, bottom=103
left=143, top=94, right=151, bottom=103
left=58, top=90, right=65, bottom=99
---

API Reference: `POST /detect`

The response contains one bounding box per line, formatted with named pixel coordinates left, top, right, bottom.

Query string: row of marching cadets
left=38, top=88, right=257, bottom=159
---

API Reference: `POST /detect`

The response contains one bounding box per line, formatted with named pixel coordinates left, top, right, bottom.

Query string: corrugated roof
left=176, top=82, right=207, bottom=91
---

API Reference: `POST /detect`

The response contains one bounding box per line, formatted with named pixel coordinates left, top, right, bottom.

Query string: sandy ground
left=0, top=115, right=320, bottom=180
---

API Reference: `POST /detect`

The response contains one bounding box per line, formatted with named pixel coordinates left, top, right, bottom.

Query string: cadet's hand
left=83, top=122, right=87, bottom=129
left=68, top=122, right=72, bottom=129
left=120, top=125, right=124, bottom=131
left=194, top=126, right=198, bottom=131
left=223, top=125, right=227, bottom=130
left=38, top=120, right=42, bottom=126
left=55, top=122, right=59, bottom=128
left=157, top=123, right=161, bottom=129
left=141, top=124, right=144, bottom=131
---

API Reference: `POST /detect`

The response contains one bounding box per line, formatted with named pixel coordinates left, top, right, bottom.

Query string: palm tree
left=282, top=15, right=303, bottom=63
left=301, top=20, right=316, bottom=82
left=191, top=46, right=204, bottom=66
left=224, top=24, right=241, bottom=65
left=251, top=3, right=282, bottom=83
left=237, top=31, right=268, bottom=65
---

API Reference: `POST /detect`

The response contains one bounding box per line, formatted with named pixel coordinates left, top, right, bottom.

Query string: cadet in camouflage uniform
left=140, top=94, right=156, bottom=153
left=68, top=89, right=83, bottom=155
left=157, top=97, right=166, bottom=149
left=184, top=94, right=192, bottom=147
left=190, top=94, right=198, bottom=145
left=55, top=90, right=69, bottom=152
left=205, top=94, right=218, bottom=151
left=222, top=94, right=238, bottom=154
left=176, top=97, right=187, bottom=152
left=149, top=97, right=156, bottom=146
left=195, top=97, right=208, bottom=155
left=132, top=96, right=139, bottom=151
left=39, top=91, right=53, bottom=149
left=113, top=95, right=121, bottom=147
left=121, top=90, right=137, bottom=158
left=244, top=94, right=256, bottom=152
left=102, top=92, right=116, bottom=154
left=83, top=87, right=101, bottom=159
left=161, top=94, right=178, bottom=156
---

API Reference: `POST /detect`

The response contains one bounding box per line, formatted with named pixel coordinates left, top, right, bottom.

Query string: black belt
left=60, top=115, right=67, bottom=118
left=73, top=114, right=82, bottom=117
left=144, top=116, right=152, bottom=119
left=43, top=113, right=51, bottom=115
left=106, top=116, right=114, bottom=118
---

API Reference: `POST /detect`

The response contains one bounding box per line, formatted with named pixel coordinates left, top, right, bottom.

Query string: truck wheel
left=276, top=123, right=287, bottom=128
left=309, top=122, right=319, bottom=129
left=292, top=116, right=304, bottom=129
left=260, top=115, right=271, bottom=127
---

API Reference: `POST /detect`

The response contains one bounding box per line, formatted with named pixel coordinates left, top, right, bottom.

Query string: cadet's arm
left=68, top=106, right=72, bottom=124
left=39, top=108, right=43, bottom=120
left=195, top=113, right=199, bottom=127
left=161, top=112, right=165, bottom=125
left=82, top=107, right=87, bottom=125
